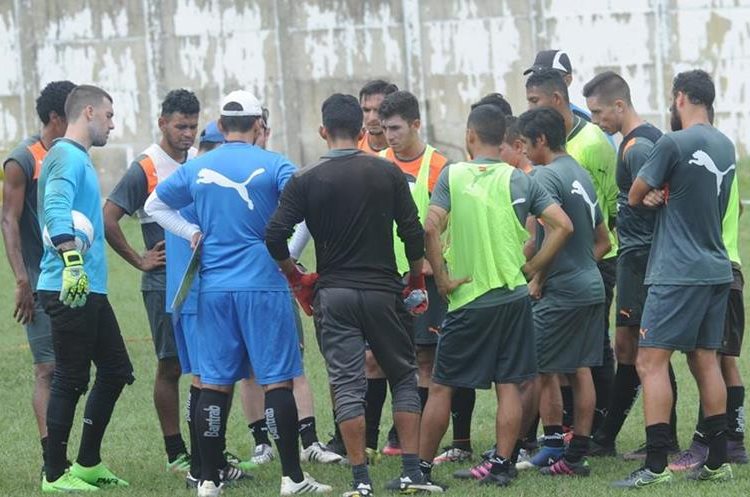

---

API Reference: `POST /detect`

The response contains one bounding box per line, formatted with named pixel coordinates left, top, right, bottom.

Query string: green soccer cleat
left=167, top=452, right=191, bottom=472
left=42, top=469, right=99, bottom=492
left=686, top=463, right=733, bottom=482
left=70, top=462, right=129, bottom=488
left=225, top=450, right=257, bottom=472
left=611, top=466, right=673, bottom=488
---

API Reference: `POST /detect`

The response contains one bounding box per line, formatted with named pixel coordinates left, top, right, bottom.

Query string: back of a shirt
left=533, top=155, right=604, bottom=307
left=3, top=135, right=45, bottom=289
left=157, top=142, right=295, bottom=292
left=638, top=124, right=735, bottom=285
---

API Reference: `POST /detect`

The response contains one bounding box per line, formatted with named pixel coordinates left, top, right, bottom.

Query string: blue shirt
left=156, top=142, right=296, bottom=292
left=37, top=139, right=108, bottom=294
left=165, top=205, right=199, bottom=314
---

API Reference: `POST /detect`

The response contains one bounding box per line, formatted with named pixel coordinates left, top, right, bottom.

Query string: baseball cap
left=220, top=90, right=262, bottom=117
left=523, top=50, right=573, bottom=75
left=199, top=121, right=225, bottom=144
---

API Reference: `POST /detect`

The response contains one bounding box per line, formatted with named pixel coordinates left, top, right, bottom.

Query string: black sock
left=704, top=414, right=728, bottom=469
left=402, top=453, right=421, bottom=481
left=668, top=363, right=679, bottom=445
left=77, top=378, right=125, bottom=467
left=41, top=437, right=48, bottom=466
left=164, top=434, right=188, bottom=463
left=265, top=388, right=304, bottom=482
left=694, top=405, right=708, bottom=445
left=591, top=349, right=615, bottom=434
left=187, top=386, right=202, bottom=477
left=45, top=387, right=82, bottom=481
left=525, top=414, right=540, bottom=445
left=333, top=409, right=343, bottom=441
left=419, top=459, right=433, bottom=478
left=387, top=424, right=399, bottom=445
left=489, top=455, right=511, bottom=475
left=510, top=440, right=523, bottom=464
left=418, top=387, right=429, bottom=411
left=727, top=386, right=745, bottom=442
left=543, top=425, right=564, bottom=448
left=598, top=364, right=640, bottom=444
left=197, top=389, right=228, bottom=485
left=250, top=418, right=271, bottom=446
left=451, top=388, right=475, bottom=451
left=364, top=378, right=387, bottom=450
left=645, top=423, right=671, bottom=473
left=352, top=463, right=370, bottom=485
left=298, top=416, right=318, bottom=449
left=561, top=386, right=574, bottom=427
left=565, top=435, right=589, bottom=463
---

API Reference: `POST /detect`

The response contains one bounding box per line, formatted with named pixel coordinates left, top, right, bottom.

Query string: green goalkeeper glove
left=59, top=250, right=89, bottom=308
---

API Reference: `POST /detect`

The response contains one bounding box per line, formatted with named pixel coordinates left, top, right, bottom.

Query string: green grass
left=0, top=212, right=749, bottom=497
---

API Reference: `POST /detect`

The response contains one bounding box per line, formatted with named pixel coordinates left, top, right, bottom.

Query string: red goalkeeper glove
left=286, top=266, right=318, bottom=316
left=403, top=272, right=428, bottom=316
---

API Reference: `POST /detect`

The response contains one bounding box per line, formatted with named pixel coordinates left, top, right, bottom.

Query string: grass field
left=0, top=183, right=749, bottom=496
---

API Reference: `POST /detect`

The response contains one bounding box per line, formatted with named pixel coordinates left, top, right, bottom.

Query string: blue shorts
left=173, top=313, right=200, bottom=375
left=197, top=291, right=303, bottom=386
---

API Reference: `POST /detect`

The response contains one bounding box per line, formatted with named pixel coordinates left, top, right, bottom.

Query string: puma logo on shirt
left=687, top=150, right=735, bottom=196
left=197, top=168, right=266, bottom=210
left=570, top=180, right=598, bottom=228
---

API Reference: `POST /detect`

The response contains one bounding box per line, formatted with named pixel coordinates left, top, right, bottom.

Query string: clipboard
left=171, top=234, right=203, bottom=313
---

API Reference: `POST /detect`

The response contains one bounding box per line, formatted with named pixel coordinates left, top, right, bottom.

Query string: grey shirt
left=533, top=155, right=605, bottom=308
left=108, top=156, right=166, bottom=291
left=638, top=124, right=735, bottom=286
left=3, top=135, right=44, bottom=290
left=431, top=159, right=555, bottom=308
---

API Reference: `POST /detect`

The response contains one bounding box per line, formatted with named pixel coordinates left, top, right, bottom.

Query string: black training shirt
left=266, top=149, right=424, bottom=293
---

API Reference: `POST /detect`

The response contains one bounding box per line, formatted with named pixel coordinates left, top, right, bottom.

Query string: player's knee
left=51, top=369, right=90, bottom=398
left=157, top=357, right=182, bottom=382
left=390, top=371, right=420, bottom=414
left=332, top=378, right=367, bottom=423
left=34, top=362, right=55, bottom=385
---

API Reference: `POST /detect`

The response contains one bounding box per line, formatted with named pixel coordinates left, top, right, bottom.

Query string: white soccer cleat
left=300, top=442, right=344, bottom=464
left=197, top=480, right=222, bottom=497
left=280, top=472, right=333, bottom=495
left=251, top=443, right=275, bottom=465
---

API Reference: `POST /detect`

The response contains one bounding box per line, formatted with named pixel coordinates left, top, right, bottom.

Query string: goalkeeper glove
left=403, top=272, right=428, bottom=315
left=59, top=250, right=89, bottom=308
left=286, top=266, right=318, bottom=316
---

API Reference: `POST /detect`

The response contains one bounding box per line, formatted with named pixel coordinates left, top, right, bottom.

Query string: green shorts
left=616, top=249, right=650, bottom=327
left=640, top=283, right=730, bottom=352
left=26, top=295, right=54, bottom=364
left=432, top=296, right=537, bottom=389
left=534, top=301, right=604, bottom=374
left=142, top=290, right=178, bottom=360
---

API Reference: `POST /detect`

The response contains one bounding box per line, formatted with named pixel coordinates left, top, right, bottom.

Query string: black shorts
left=615, top=249, right=650, bottom=327
left=413, top=276, right=447, bottom=346
left=534, top=301, right=605, bottom=374
left=142, top=291, right=178, bottom=360
left=721, top=267, right=745, bottom=357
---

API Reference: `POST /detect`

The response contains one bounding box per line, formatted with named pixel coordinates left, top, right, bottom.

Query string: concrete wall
left=1, top=0, right=749, bottom=193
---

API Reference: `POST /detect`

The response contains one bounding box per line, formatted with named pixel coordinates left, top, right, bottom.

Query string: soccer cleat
left=69, top=462, right=129, bottom=488
left=381, top=441, right=402, bottom=457
left=301, top=442, right=344, bottom=464
left=433, top=447, right=473, bottom=465
left=611, top=467, right=673, bottom=488
left=622, top=440, right=680, bottom=461
left=686, top=463, right=733, bottom=482
left=384, top=474, right=445, bottom=493
left=225, top=450, right=257, bottom=472
left=186, top=472, right=199, bottom=489
left=453, top=460, right=490, bottom=480
left=539, top=457, right=591, bottom=477
left=478, top=471, right=513, bottom=487
left=166, top=452, right=191, bottom=472
left=516, top=445, right=563, bottom=470
left=727, top=440, right=748, bottom=464
left=668, top=441, right=708, bottom=472
left=42, top=470, right=99, bottom=492
left=280, top=472, right=333, bottom=495
left=220, top=463, right=252, bottom=483
left=197, top=480, right=223, bottom=497
left=342, top=481, right=373, bottom=496
left=251, top=443, right=275, bottom=465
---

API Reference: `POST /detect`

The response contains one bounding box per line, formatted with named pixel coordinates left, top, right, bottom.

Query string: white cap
left=220, top=90, right=262, bottom=117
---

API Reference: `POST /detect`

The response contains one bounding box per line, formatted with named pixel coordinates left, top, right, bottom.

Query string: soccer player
left=37, top=84, right=133, bottom=491
left=524, top=49, right=593, bottom=122
left=145, top=90, right=330, bottom=497
left=104, top=89, right=199, bottom=471
left=358, top=80, right=398, bottom=154
left=613, top=70, right=736, bottom=487
left=526, top=69, right=617, bottom=436
left=471, top=92, right=514, bottom=116
left=417, top=103, right=573, bottom=488
left=581, top=71, right=680, bottom=457
left=499, top=116, right=533, bottom=174
left=377, top=90, right=450, bottom=457
left=2, top=80, right=75, bottom=473
left=517, top=107, right=611, bottom=476
left=266, top=93, right=438, bottom=496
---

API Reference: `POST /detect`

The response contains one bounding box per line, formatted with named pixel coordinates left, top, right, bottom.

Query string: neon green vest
left=381, top=145, right=434, bottom=274
left=445, top=161, right=528, bottom=312
left=722, top=176, right=742, bottom=266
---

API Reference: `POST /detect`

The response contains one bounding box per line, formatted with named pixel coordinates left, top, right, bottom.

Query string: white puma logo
left=196, top=167, right=266, bottom=210
left=688, top=150, right=735, bottom=196
left=570, top=180, right=598, bottom=228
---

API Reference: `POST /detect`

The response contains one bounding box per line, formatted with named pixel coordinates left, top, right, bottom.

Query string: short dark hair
left=36, top=81, right=76, bottom=125
left=321, top=93, right=363, bottom=140
left=467, top=104, right=506, bottom=146
left=359, top=80, right=399, bottom=101
left=161, top=88, right=200, bottom=116
left=198, top=141, right=221, bottom=153
left=517, top=107, right=566, bottom=152
left=218, top=102, right=259, bottom=133
left=64, top=85, right=113, bottom=121
left=378, top=90, right=420, bottom=122
left=526, top=68, right=569, bottom=104
left=470, top=92, right=513, bottom=116
left=582, top=71, right=632, bottom=105
left=503, top=115, right=522, bottom=144
left=672, top=69, right=715, bottom=108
